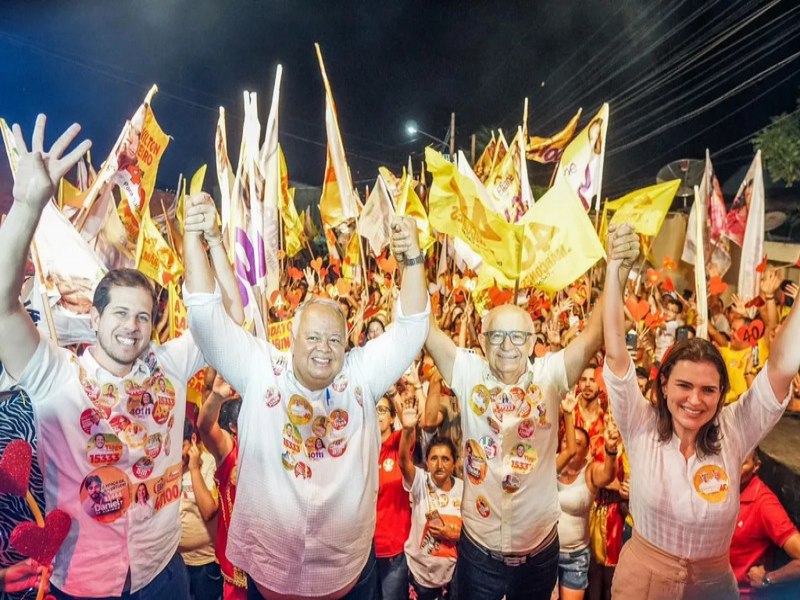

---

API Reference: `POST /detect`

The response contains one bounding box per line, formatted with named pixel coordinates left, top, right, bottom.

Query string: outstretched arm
left=196, top=372, right=235, bottom=466
left=187, top=439, right=219, bottom=521
left=766, top=280, right=800, bottom=400
left=0, top=116, right=90, bottom=379
left=556, top=392, right=578, bottom=473
left=588, top=416, right=621, bottom=493
left=398, top=396, right=418, bottom=489
left=603, top=224, right=640, bottom=378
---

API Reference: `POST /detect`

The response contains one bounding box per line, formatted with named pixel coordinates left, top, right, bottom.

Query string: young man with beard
left=0, top=116, right=238, bottom=599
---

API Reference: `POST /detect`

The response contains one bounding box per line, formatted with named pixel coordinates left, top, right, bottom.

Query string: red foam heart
left=708, top=276, right=728, bottom=296
left=735, top=319, right=765, bottom=347
left=533, top=342, right=547, bottom=358
left=310, top=257, right=323, bottom=273
left=755, top=256, right=768, bottom=273
left=11, top=509, right=72, bottom=565
left=662, top=276, right=675, bottom=293
left=625, top=298, right=650, bottom=322
left=0, top=439, right=33, bottom=497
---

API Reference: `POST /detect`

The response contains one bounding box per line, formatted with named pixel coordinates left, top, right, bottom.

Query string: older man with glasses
left=423, top=226, right=640, bottom=600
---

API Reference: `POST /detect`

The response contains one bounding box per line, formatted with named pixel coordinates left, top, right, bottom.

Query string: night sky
left=2, top=0, right=799, bottom=210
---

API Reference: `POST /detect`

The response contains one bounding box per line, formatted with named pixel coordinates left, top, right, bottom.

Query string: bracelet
left=403, top=253, right=425, bottom=267
left=206, top=235, right=223, bottom=249
left=605, top=446, right=618, bottom=456
left=765, top=295, right=775, bottom=300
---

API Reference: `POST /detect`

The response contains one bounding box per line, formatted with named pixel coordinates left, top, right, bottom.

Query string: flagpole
left=31, top=240, right=60, bottom=345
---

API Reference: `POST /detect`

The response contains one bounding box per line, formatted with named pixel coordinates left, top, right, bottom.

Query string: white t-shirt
left=604, top=359, right=788, bottom=559
left=15, top=332, right=203, bottom=595
left=403, top=467, right=463, bottom=588
left=185, top=285, right=429, bottom=596
left=450, top=348, right=568, bottom=553
left=179, top=450, right=218, bottom=566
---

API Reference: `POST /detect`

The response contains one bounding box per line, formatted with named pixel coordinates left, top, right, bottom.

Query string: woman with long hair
left=602, top=224, right=799, bottom=598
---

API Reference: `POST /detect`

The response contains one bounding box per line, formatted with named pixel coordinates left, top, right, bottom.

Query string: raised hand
left=400, top=396, right=419, bottom=430
left=212, top=373, right=233, bottom=399
left=606, top=223, right=640, bottom=273
left=389, top=216, right=421, bottom=263
left=188, top=437, right=202, bottom=471
left=760, top=269, right=782, bottom=297
left=0, top=558, right=51, bottom=593
left=560, top=391, right=578, bottom=414
left=303, top=267, right=316, bottom=290
left=604, top=413, right=621, bottom=452
left=731, top=294, right=747, bottom=317
left=12, top=115, right=91, bottom=212
left=184, top=193, right=221, bottom=241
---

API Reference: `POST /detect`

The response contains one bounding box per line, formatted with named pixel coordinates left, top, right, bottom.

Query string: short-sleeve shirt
left=179, top=450, right=219, bottom=566
left=375, top=430, right=411, bottom=558
left=604, top=359, right=788, bottom=559
left=730, top=475, right=798, bottom=591
left=450, top=348, right=568, bottom=553
left=404, top=467, right=463, bottom=588
left=15, top=333, right=204, bottom=595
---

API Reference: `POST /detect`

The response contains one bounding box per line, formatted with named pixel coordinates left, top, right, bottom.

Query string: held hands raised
left=184, top=193, right=221, bottom=243
left=12, top=114, right=91, bottom=213
left=389, top=216, right=421, bottom=264
left=606, top=223, right=640, bottom=275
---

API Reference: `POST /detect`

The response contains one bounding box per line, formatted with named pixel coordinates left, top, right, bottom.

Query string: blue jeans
left=52, top=553, right=190, bottom=600
left=186, top=561, right=222, bottom=600
left=376, top=552, right=407, bottom=600
left=246, top=545, right=378, bottom=600
left=455, top=531, right=559, bottom=600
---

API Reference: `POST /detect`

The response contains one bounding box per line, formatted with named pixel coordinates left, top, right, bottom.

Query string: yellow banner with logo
left=606, top=179, right=681, bottom=237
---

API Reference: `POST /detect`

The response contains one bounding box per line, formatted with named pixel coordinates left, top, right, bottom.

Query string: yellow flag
left=381, top=166, right=435, bottom=253
left=527, top=108, right=582, bottom=163
left=473, top=132, right=496, bottom=183
left=190, top=164, right=207, bottom=195
left=175, top=176, right=187, bottom=234
left=342, top=232, right=362, bottom=282
left=167, top=281, right=187, bottom=340
left=59, top=177, right=84, bottom=210
left=135, top=209, right=184, bottom=287
left=279, top=146, right=305, bottom=257
left=606, top=179, right=681, bottom=237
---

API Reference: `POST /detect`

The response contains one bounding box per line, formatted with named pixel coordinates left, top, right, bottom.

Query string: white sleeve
left=719, top=363, right=789, bottom=460
left=603, top=359, right=654, bottom=442
left=156, top=330, right=206, bottom=383
left=348, top=296, right=430, bottom=402
left=184, top=283, right=270, bottom=398
left=14, top=333, right=73, bottom=406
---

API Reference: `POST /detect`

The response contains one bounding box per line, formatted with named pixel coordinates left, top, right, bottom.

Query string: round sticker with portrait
left=94, top=383, right=120, bottom=412
left=311, top=416, right=331, bottom=438
left=264, top=387, right=282, bottom=409
left=693, top=465, right=730, bottom=503
left=144, top=433, right=163, bottom=459
left=282, top=422, right=302, bottom=455
left=305, top=436, right=326, bottom=461
left=128, top=391, right=155, bottom=420
left=469, top=385, right=491, bottom=416
left=152, top=376, right=177, bottom=406
left=327, top=437, right=348, bottom=458
left=288, top=395, right=313, bottom=426
left=121, top=421, right=148, bottom=449
left=86, top=433, right=125, bottom=467
left=80, top=466, right=131, bottom=524
left=80, top=407, right=107, bottom=435
left=509, top=443, right=538, bottom=475
left=330, top=409, right=349, bottom=431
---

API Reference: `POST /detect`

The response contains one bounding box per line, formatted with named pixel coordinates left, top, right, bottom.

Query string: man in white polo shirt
left=183, top=198, right=430, bottom=599
left=0, top=116, right=237, bottom=599
left=423, top=231, right=639, bottom=599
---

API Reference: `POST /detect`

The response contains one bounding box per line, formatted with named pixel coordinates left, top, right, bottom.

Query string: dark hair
left=93, top=269, right=158, bottom=318
left=655, top=338, right=729, bottom=458
left=426, top=435, right=457, bottom=461
left=752, top=446, right=762, bottom=464
left=219, top=398, right=242, bottom=435
left=574, top=427, right=590, bottom=447
left=183, top=418, right=197, bottom=442
left=84, top=475, right=102, bottom=490
left=366, top=318, right=386, bottom=333
left=136, top=483, right=150, bottom=503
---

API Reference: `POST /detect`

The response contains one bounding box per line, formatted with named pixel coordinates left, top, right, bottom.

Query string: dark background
left=2, top=0, right=799, bottom=211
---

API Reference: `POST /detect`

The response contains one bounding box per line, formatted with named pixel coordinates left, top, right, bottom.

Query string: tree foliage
left=753, top=98, right=800, bottom=186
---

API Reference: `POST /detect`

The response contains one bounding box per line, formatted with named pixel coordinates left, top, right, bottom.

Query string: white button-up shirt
left=185, top=286, right=429, bottom=596
left=450, top=348, right=568, bottom=553
left=16, top=333, right=203, bottom=595
left=604, top=359, right=788, bottom=559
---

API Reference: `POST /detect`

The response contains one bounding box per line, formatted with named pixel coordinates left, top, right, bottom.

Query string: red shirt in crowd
left=375, top=429, right=412, bottom=558
left=215, top=440, right=247, bottom=598
left=730, top=475, right=798, bottom=595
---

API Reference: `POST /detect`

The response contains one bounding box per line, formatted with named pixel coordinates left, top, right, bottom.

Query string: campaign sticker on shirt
left=454, top=498, right=461, bottom=510
left=486, top=415, right=501, bottom=435
left=517, top=419, right=536, bottom=440
left=502, top=473, right=521, bottom=494
left=151, top=463, right=183, bottom=512
left=294, top=462, right=312, bottom=480
left=534, top=402, right=551, bottom=429
left=123, top=380, right=148, bottom=403
left=79, top=368, right=100, bottom=403
left=144, top=433, right=163, bottom=459
left=517, top=397, right=533, bottom=419
left=288, top=395, right=313, bottom=426
left=282, top=423, right=302, bottom=454
left=470, top=385, right=491, bottom=416
left=128, top=392, right=155, bottom=420
left=330, top=409, right=349, bottom=431
left=476, top=495, right=490, bottom=518
left=281, top=451, right=297, bottom=471
left=328, top=438, right=348, bottom=458
left=526, top=384, right=543, bottom=405
left=109, top=415, right=132, bottom=435
left=509, top=443, right=537, bottom=475
left=80, top=407, right=107, bottom=434
left=311, top=416, right=331, bottom=438
left=87, top=433, right=125, bottom=466
left=693, top=465, right=730, bottom=503
left=164, top=432, right=172, bottom=456
left=492, top=389, right=516, bottom=414
left=438, top=494, right=450, bottom=508
left=272, top=356, right=287, bottom=376
left=264, top=387, right=282, bottom=408
left=331, top=373, right=349, bottom=393
left=95, top=383, right=120, bottom=412
left=132, top=456, right=154, bottom=480
left=121, top=421, right=148, bottom=449
left=478, top=436, right=498, bottom=460
left=152, top=376, right=176, bottom=405
left=305, top=436, right=326, bottom=460
left=152, top=396, right=173, bottom=426
left=167, top=414, right=175, bottom=430
left=80, top=466, right=131, bottom=524
left=382, top=458, right=396, bottom=473
left=464, top=439, right=488, bottom=485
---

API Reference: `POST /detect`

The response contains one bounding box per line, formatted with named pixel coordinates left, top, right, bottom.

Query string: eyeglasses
left=483, top=330, right=532, bottom=346
left=376, top=406, right=391, bottom=415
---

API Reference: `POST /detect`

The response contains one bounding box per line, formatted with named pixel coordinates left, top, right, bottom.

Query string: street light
left=405, top=120, right=448, bottom=147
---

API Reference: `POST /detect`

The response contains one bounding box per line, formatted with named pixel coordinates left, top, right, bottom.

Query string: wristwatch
left=763, top=573, right=773, bottom=587
left=403, top=253, right=425, bottom=267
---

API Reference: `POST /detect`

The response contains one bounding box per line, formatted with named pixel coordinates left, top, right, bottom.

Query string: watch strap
left=403, top=253, right=425, bottom=267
